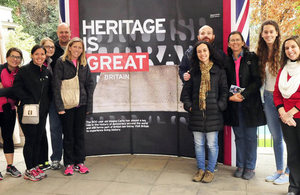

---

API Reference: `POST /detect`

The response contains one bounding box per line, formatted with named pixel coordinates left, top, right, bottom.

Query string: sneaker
left=234, top=167, right=244, bottom=178
left=39, top=162, right=51, bottom=171
left=242, top=169, right=255, bottom=180
left=36, top=167, right=47, bottom=179
left=64, top=165, right=74, bottom=176
left=6, top=165, right=22, bottom=178
left=192, top=169, right=205, bottom=182
left=265, top=172, right=282, bottom=182
left=74, top=163, right=89, bottom=174
left=202, top=170, right=214, bottom=183
left=287, top=192, right=296, bottom=195
left=214, top=163, right=218, bottom=172
left=0, top=172, right=3, bottom=180
left=24, top=168, right=41, bottom=181
left=51, top=160, right=62, bottom=170
left=273, top=174, right=289, bottom=185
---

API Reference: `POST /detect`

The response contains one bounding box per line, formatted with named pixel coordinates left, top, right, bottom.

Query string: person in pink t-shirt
left=224, top=31, right=266, bottom=180
left=0, top=48, right=23, bottom=180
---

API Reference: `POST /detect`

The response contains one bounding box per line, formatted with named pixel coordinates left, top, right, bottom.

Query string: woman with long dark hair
left=180, top=41, right=228, bottom=183
left=273, top=35, right=300, bottom=195
left=257, top=20, right=289, bottom=184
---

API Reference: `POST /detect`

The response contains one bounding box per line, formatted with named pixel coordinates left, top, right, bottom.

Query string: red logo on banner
left=87, top=53, right=149, bottom=72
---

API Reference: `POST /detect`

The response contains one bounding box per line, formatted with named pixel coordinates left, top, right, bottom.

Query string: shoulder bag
left=60, top=63, right=80, bottom=109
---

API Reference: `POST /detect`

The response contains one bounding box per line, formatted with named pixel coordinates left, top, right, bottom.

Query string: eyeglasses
left=229, top=39, right=242, bottom=43
left=44, top=46, right=55, bottom=49
left=9, top=55, right=22, bottom=60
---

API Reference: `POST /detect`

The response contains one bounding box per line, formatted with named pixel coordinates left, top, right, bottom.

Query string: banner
left=74, top=0, right=223, bottom=157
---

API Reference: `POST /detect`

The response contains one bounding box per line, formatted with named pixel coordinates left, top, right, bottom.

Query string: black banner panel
left=79, top=0, right=223, bottom=157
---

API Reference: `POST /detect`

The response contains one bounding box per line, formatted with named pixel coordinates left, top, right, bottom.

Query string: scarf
left=199, top=61, right=213, bottom=110
left=278, top=60, right=300, bottom=98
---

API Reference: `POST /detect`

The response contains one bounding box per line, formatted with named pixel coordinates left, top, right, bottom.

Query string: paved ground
left=0, top=147, right=288, bottom=195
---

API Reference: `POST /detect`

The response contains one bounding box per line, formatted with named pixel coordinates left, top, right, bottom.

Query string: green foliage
left=258, top=138, right=273, bottom=147
left=0, top=0, right=19, bottom=7
left=17, top=5, right=59, bottom=43
left=5, top=25, right=36, bottom=52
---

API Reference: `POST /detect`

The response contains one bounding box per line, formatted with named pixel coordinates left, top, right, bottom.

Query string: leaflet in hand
left=229, top=85, right=245, bottom=94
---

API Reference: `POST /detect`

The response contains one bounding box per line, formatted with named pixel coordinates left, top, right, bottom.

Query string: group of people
left=0, top=23, right=95, bottom=182
left=180, top=22, right=300, bottom=195
left=0, top=19, right=299, bottom=194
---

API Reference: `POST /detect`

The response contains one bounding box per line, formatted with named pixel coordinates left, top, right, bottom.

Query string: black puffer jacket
left=53, top=57, right=95, bottom=113
left=224, top=49, right=266, bottom=127
left=180, top=64, right=228, bottom=132
left=12, top=61, right=51, bottom=117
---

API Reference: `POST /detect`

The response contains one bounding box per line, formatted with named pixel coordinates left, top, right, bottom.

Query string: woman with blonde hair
left=53, top=37, right=94, bottom=176
left=40, top=37, right=63, bottom=170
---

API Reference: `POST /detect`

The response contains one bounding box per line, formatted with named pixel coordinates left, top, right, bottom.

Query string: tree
left=250, top=0, right=300, bottom=51
left=5, top=25, right=35, bottom=52
left=0, top=0, right=59, bottom=43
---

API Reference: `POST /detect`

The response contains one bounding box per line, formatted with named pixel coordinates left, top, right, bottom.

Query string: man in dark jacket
left=50, top=23, right=71, bottom=70
left=179, top=25, right=226, bottom=83
left=49, top=22, right=71, bottom=170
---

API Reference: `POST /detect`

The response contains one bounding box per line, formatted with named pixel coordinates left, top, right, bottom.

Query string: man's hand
left=183, top=72, right=190, bottom=81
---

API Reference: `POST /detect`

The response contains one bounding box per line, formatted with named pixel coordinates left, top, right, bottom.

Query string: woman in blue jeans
left=257, top=20, right=289, bottom=185
left=180, top=41, right=228, bottom=183
left=224, top=31, right=266, bottom=180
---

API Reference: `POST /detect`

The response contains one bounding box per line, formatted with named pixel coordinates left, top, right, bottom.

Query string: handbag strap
left=75, top=61, right=79, bottom=76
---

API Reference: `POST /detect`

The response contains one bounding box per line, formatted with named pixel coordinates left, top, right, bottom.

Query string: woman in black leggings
left=0, top=48, right=23, bottom=180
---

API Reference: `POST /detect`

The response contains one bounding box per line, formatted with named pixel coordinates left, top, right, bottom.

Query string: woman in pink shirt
left=0, top=48, right=23, bottom=180
left=224, top=31, right=266, bottom=180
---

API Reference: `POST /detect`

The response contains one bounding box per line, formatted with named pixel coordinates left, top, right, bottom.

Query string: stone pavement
left=0, top=147, right=288, bottom=195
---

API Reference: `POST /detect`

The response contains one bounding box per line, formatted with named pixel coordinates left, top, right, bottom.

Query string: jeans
left=193, top=131, right=219, bottom=172
left=49, top=101, right=63, bottom=161
left=263, top=90, right=289, bottom=174
left=232, top=104, right=257, bottom=170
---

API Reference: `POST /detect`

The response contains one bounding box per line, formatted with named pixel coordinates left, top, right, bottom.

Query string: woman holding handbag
left=0, top=48, right=23, bottom=180
left=12, top=45, right=51, bottom=181
left=53, top=37, right=94, bottom=176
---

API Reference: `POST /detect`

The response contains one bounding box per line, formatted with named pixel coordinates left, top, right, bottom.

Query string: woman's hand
left=229, top=93, right=244, bottom=102
left=279, top=107, right=297, bottom=127
left=58, top=111, right=65, bottom=115
left=0, top=82, right=3, bottom=89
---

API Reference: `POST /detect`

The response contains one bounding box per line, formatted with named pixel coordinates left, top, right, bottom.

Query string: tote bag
left=60, top=65, right=80, bottom=109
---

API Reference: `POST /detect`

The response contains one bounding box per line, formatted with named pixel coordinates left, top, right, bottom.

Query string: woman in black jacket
left=224, top=31, right=266, bottom=180
left=180, top=41, right=228, bottom=183
left=53, top=37, right=94, bottom=176
left=13, top=45, right=51, bottom=181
